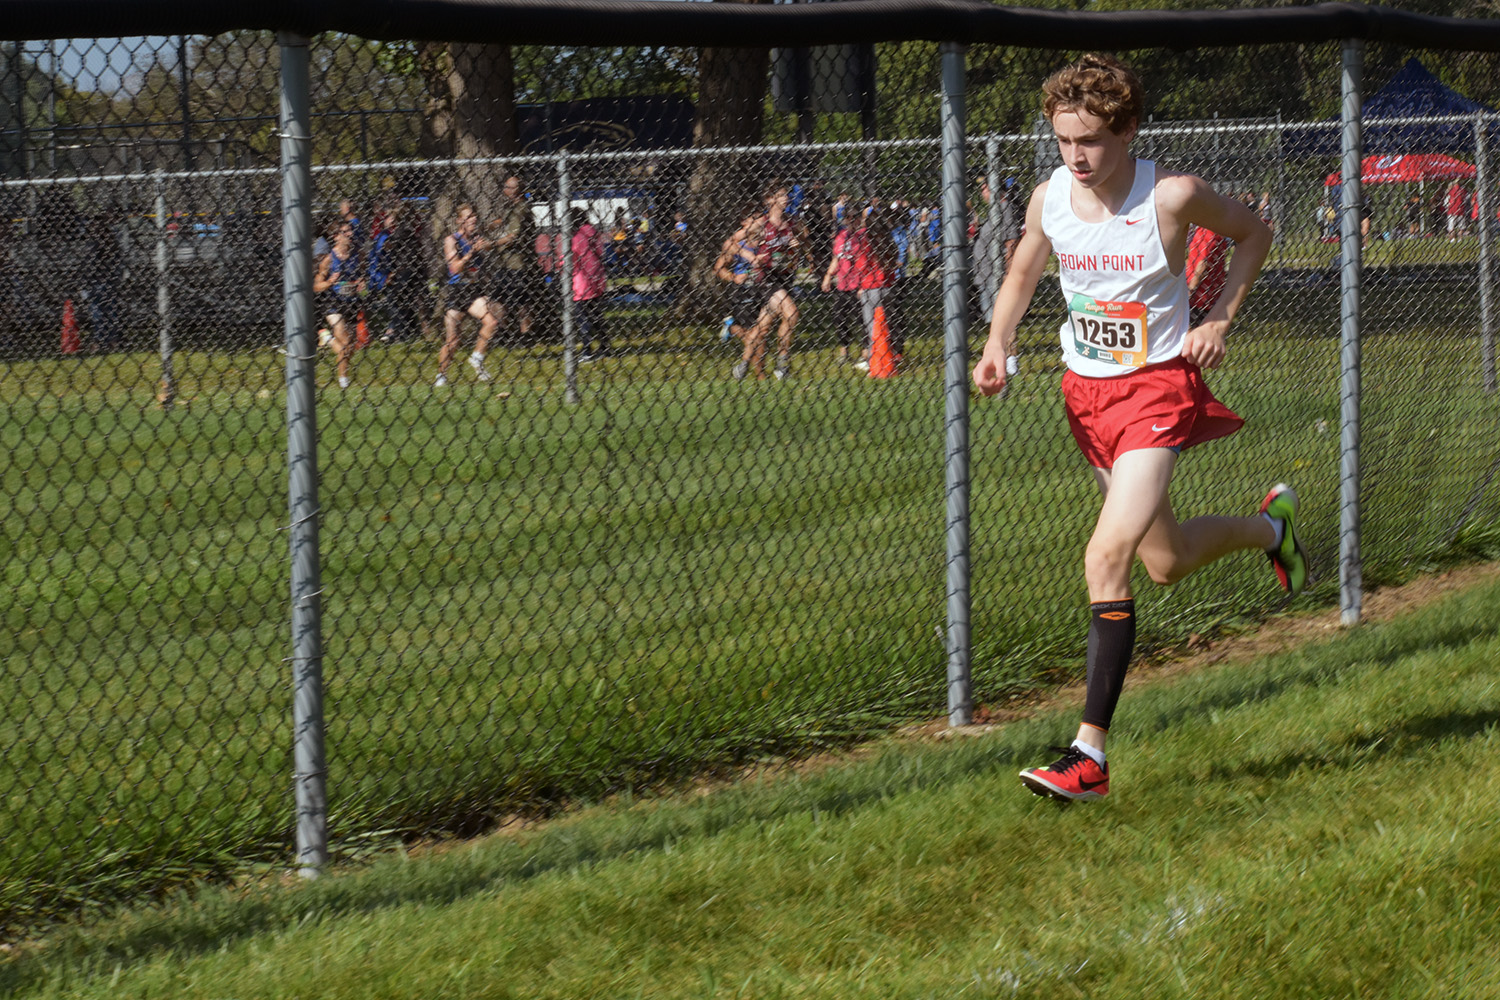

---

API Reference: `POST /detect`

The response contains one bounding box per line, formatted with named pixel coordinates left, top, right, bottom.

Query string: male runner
left=734, top=181, right=804, bottom=381
left=971, top=54, right=1305, bottom=803
left=434, top=203, right=497, bottom=387
left=313, top=218, right=362, bottom=389
left=714, top=202, right=764, bottom=349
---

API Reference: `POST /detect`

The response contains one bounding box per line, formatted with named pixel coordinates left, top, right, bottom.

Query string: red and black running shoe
left=1019, top=745, right=1109, bottom=802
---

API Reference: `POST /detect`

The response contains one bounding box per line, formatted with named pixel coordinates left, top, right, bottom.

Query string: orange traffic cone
left=355, top=308, right=370, bottom=350
left=868, top=304, right=896, bottom=378
left=60, top=298, right=80, bottom=355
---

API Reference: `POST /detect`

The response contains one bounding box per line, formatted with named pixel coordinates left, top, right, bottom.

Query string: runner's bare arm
left=714, top=238, right=743, bottom=284
left=312, top=254, right=333, bottom=294
left=821, top=243, right=840, bottom=291
left=444, top=234, right=466, bottom=278
left=791, top=219, right=809, bottom=267
left=973, top=183, right=1053, bottom=396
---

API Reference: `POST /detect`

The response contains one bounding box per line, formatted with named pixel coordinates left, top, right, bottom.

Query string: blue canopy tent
left=1284, top=59, right=1499, bottom=394
left=1289, top=58, right=1496, bottom=156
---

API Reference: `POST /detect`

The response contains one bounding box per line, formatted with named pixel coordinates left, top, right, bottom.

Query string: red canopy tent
left=1324, top=153, right=1477, bottom=186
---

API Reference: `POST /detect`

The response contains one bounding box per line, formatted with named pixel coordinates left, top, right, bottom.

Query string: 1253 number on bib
left=1068, top=294, right=1148, bottom=368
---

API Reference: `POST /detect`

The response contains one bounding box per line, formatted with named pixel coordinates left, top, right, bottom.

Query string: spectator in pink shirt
left=820, top=220, right=863, bottom=364
left=571, top=207, right=610, bottom=362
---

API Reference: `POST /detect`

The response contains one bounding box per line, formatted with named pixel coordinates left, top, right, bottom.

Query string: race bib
left=1069, top=294, right=1148, bottom=368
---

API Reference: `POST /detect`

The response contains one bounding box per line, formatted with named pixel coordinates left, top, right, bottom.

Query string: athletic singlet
left=327, top=249, right=357, bottom=300
left=447, top=232, right=481, bottom=286
left=731, top=238, right=755, bottom=277
left=754, top=217, right=796, bottom=283
left=1041, top=159, right=1190, bottom=378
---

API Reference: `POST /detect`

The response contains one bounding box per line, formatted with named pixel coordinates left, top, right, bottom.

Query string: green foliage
left=2, top=268, right=1499, bottom=936
left=512, top=46, right=697, bottom=104
left=5, top=569, right=1500, bottom=998
left=29, top=15, right=1500, bottom=171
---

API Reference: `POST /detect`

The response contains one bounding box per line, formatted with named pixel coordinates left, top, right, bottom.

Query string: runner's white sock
left=470, top=350, right=485, bottom=363
left=1262, top=512, right=1285, bottom=551
left=1072, top=739, right=1106, bottom=767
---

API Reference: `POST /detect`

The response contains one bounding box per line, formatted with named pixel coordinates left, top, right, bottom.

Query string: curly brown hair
left=1042, top=54, right=1144, bottom=135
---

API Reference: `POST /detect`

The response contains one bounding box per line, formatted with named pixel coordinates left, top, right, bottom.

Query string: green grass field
left=3, top=277, right=1500, bottom=932
left=3, top=565, right=1498, bottom=999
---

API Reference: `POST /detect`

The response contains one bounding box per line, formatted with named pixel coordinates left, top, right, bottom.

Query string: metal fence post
left=985, top=135, right=1001, bottom=229
left=984, top=133, right=1001, bottom=324
left=940, top=41, right=971, bottom=727
left=154, top=170, right=174, bottom=406
left=279, top=29, right=327, bottom=879
left=1339, top=38, right=1364, bottom=627
left=1274, top=110, right=1286, bottom=249
left=559, top=149, right=578, bottom=406
left=1478, top=113, right=1494, bottom=394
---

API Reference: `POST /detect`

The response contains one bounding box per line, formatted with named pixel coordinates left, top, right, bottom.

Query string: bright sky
left=42, top=36, right=175, bottom=93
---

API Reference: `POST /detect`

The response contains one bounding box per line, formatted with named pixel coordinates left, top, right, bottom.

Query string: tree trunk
left=419, top=42, right=519, bottom=239
left=677, top=14, right=771, bottom=324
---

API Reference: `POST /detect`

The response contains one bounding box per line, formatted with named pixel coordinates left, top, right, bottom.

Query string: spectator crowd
left=36, top=167, right=1499, bottom=372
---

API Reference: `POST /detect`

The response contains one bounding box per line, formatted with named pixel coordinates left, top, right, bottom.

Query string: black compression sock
left=1081, top=599, right=1136, bottom=733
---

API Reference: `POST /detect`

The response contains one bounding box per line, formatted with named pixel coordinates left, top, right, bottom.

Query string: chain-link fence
left=4, top=5, right=1500, bottom=931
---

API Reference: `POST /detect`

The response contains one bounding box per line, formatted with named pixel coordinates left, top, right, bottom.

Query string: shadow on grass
left=1133, top=605, right=1500, bottom=739
left=1209, top=709, right=1500, bottom=784
left=0, top=733, right=1038, bottom=994
left=6, top=582, right=1500, bottom=995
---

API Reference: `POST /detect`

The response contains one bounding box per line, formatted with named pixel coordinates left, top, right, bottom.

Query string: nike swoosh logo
left=1152, top=423, right=1174, bottom=432
left=1125, top=218, right=1143, bottom=225
left=1078, top=777, right=1107, bottom=791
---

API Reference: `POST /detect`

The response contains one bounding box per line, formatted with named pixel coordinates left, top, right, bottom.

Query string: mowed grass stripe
left=0, top=354, right=961, bottom=921
left=2, top=304, right=1499, bottom=926
left=4, top=572, right=1497, bottom=999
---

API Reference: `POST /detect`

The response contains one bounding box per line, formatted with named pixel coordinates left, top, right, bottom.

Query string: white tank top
left=1041, top=159, right=1189, bottom=378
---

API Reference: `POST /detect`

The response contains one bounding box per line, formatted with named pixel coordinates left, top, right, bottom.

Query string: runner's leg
left=1076, top=447, right=1178, bottom=755
left=740, top=295, right=765, bottom=367
left=472, top=297, right=498, bottom=356
left=774, top=293, right=797, bottom=358
left=330, top=314, right=351, bottom=382
left=746, top=306, right=774, bottom=377
left=1084, top=448, right=1179, bottom=603
left=438, top=308, right=463, bottom=375
left=1135, top=495, right=1277, bottom=586
left=1079, top=447, right=1279, bottom=754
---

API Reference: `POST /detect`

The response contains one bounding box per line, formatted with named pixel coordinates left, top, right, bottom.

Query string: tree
left=511, top=46, right=696, bottom=105
left=411, top=42, right=520, bottom=245
left=677, top=0, right=773, bottom=324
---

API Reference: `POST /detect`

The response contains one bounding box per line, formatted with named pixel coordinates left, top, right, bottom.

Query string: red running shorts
left=1062, top=356, right=1243, bottom=470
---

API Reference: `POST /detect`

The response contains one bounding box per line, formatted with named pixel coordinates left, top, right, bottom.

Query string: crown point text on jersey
left=1056, top=252, right=1146, bottom=273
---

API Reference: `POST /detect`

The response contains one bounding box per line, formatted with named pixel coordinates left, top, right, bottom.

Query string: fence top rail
left=315, top=136, right=945, bottom=172
left=0, top=137, right=951, bottom=188
left=10, top=1, right=1500, bottom=53
left=9, top=108, right=1500, bottom=189
left=0, top=166, right=281, bottom=189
